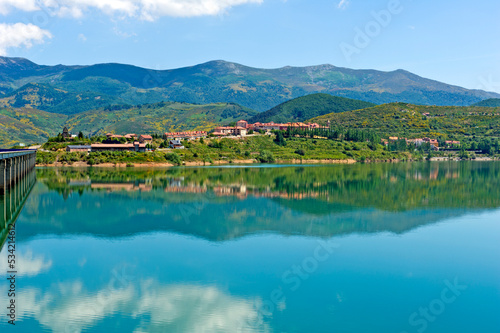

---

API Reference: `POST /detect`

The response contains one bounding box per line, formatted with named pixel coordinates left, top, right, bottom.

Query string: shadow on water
left=16, top=161, right=500, bottom=242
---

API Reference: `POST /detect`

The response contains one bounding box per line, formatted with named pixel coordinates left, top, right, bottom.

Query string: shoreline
left=35, top=158, right=360, bottom=168
left=36, top=157, right=498, bottom=168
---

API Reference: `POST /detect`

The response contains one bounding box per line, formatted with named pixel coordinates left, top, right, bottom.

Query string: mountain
left=1, top=56, right=499, bottom=113
left=0, top=107, right=66, bottom=147
left=0, top=82, right=122, bottom=114
left=0, top=101, right=256, bottom=147
left=249, top=93, right=375, bottom=123
left=309, top=103, right=500, bottom=140
left=472, top=98, right=500, bottom=107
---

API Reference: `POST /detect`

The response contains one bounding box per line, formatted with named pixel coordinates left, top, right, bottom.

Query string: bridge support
left=0, top=150, right=37, bottom=250
left=0, top=150, right=36, bottom=193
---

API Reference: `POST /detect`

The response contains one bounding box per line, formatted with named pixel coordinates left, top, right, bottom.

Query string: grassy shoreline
left=36, top=135, right=413, bottom=167
left=35, top=135, right=499, bottom=167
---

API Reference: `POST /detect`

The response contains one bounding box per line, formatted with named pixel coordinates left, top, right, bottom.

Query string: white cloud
left=0, top=0, right=263, bottom=20
left=113, top=27, right=137, bottom=38
left=0, top=250, right=52, bottom=277
left=337, top=0, right=350, bottom=10
left=0, top=0, right=39, bottom=15
left=0, top=23, right=52, bottom=56
left=78, top=33, right=87, bottom=42
left=0, top=280, right=268, bottom=332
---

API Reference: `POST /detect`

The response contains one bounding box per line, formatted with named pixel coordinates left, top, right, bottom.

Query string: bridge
left=0, top=149, right=37, bottom=251
left=1, top=149, right=37, bottom=192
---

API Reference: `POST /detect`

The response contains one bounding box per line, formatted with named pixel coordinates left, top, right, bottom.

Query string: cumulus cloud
left=0, top=23, right=52, bottom=56
left=0, top=0, right=39, bottom=15
left=0, top=0, right=263, bottom=20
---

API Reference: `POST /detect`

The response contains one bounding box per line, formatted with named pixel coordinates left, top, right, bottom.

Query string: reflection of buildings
left=213, top=185, right=322, bottom=200
left=406, top=165, right=460, bottom=181
left=164, top=178, right=206, bottom=193
left=67, top=178, right=153, bottom=192
left=91, top=183, right=152, bottom=192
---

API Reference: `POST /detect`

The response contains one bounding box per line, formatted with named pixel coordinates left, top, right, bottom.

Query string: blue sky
left=0, top=0, right=499, bottom=93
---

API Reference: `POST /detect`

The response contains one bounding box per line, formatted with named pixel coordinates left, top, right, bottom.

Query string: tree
left=274, top=131, right=287, bottom=146
left=78, top=131, right=84, bottom=139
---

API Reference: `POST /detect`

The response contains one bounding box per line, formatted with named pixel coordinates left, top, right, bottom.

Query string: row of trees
left=272, top=126, right=381, bottom=147
left=283, top=126, right=381, bottom=144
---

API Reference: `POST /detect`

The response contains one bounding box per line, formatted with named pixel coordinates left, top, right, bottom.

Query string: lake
left=1, top=162, right=499, bottom=332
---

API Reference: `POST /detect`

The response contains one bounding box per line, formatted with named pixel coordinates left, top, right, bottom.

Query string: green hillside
left=249, top=93, right=375, bottom=123
left=0, top=108, right=66, bottom=147
left=473, top=98, right=500, bottom=107
left=0, top=82, right=123, bottom=115
left=0, top=101, right=257, bottom=147
left=309, top=103, right=500, bottom=140
left=64, top=102, right=257, bottom=135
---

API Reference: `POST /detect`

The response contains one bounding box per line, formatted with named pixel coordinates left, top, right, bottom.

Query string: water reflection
left=18, top=162, right=500, bottom=241
left=6, top=281, right=265, bottom=333
left=0, top=169, right=36, bottom=250
left=0, top=163, right=499, bottom=333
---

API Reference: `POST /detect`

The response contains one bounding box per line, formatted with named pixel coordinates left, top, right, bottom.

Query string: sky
left=0, top=0, right=499, bottom=93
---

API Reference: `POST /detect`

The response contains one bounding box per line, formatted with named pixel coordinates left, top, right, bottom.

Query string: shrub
left=165, top=152, right=181, bottom=165
left=208, top=140, right=223, bottom=149
left=295, top=149, right=306, bottom=156
left=257, top=150, right=275, bottom=163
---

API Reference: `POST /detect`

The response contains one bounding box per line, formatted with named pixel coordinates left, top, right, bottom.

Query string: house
left=445, top=140, right=461, bottom=146
left=213, top=120, right=327, bottom=137
left=164, top=131, right=207, bottom=140
left=423, top=138, right=439, bottom=148
left=66, top=145, right=91, bottom=152
left=213, top=126, right=247, bottom=137
left=133, top=142, right=147, bottom=152
left=139, top=135, right=153, bottom=143
left=124, top=134, right=137, bottom=140
left=91, top=142, right=146, bottom=153
left=169, top=140, right=185, bottom=149
left=236, top=120, right=248, bottom=128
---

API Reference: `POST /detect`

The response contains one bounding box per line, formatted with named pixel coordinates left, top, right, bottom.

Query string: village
left=60, top=118, right=462, bottom=154
left=63, top=120, right=334, bottom=152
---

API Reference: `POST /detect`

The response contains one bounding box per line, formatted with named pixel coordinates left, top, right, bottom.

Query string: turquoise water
left=1, top=162, right=499, bottom=332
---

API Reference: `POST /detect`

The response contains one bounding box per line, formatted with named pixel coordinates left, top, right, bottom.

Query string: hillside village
left=58, top=117, right=462, bottom=156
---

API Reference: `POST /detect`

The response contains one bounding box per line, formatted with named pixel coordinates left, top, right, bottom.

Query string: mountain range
left=1, top=56, right=499, bottom=113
